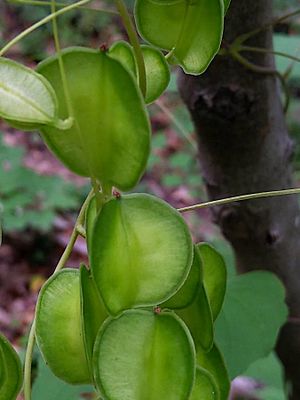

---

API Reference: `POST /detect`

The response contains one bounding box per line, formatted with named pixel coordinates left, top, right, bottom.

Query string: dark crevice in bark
left=178, top=1, right=300, bottom=398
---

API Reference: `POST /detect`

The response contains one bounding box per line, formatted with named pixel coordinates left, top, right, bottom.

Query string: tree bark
left=178, top=1, right=300, bottom=398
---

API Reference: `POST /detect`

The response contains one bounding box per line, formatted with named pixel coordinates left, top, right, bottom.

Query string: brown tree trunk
left=178, top=1, right=300, bottom=398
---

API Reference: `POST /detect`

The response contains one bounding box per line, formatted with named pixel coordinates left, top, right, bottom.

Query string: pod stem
left=23, top=190, right=94, bottom=400
left=115, top=0, right=147, bottom=98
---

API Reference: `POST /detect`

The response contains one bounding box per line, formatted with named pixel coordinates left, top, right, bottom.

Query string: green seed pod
left=197, top=344, right=230, bottom=400
left=0, top=332, right=23, bottom=400
left=190, top=367, right=219, bottom=400
left=93, top=309, right=196, bottom=400
left=197, top=243, right=227, bottom=321
left=90, top=193, right=193, bottom=315
left=37, top=47, right=150, bottom=191
left=135, top=0, right=224, bottom=74
left=0, top=57, right=60, bottom=129
left=176, top=246, right=214, bottom=352
left=108, top=41, right=170, bottom=104
left=36, top=268, right=107, bottom=384
left=162, top=244, right=201, bottom=309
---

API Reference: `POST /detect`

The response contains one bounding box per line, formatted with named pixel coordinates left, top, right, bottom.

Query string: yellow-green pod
left=108, top=41, right=170, bottom=104
left=197, top=243, right=227, bottom=321
left=162, top=244, right=201, bottom=309
left=197, top=344, right=230, bottom=400
left=90, top=193, right=193, bottom=315
left=0, top=333, right=23, bottom=400
left=135, top=0, right=224, bottom=74
left=93, top=309, right=196, bottom=400
left=0, top=57, right=61, bottom=129
left=36, top=268, right=107, bottom=384
left=37, top=47, right=150, bottom=191
left=190, top=367, right=220, bottom=400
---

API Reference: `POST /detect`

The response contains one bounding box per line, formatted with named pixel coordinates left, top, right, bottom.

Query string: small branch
left=0, top=0, right=92, bottom=56
left=155, top=99, right=198, bottom=151
left=240, top=45, right=300, bottom=64
left=165, top=48, right=175, bottom=61
left=23, top=190, right=93, bottom=400
left=53, top=190, right=93, bottom=273
left=178, top=188, right=300, bottom=213
left=76, top=224, right=86, bottom=238
left=115, top=0, right=147, bottom=98
left=234, top=7, right=300, bottom=46
left=229, top=50, right=290, bottom=112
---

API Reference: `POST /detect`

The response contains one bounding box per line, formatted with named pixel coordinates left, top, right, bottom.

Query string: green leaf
left=197, top=243, right=227, bottom=320
left=169, top=153, right=192, bottom=171
left=37, top=47, right=150, bottom=191
left=0, top=333, right=23, bottom=400
left=197, top=344, right=230, bottom=400
left=0, top=57, right=58, bottom=127
left=189, top=367, right=219, bottom=400
left=108, top=41, right=170, bottom=103
left=134, top=0, right=224, bottom=74
left=91, top=193, right=193, bottom=315
left=274, top=34, right=300, bottom=79
left=162, top=244, right=201, bottom=309
left=93, top=310, right=195, bottom=400
left=32, top=350, right=93, bottom=400
left=243, top=352, right=285, bottom=396
left=36, top=269, right=91, bottom=384
left=80, top=265, right=108, bottom=378
left=0, top=134, right=83, bottom=233
left=215, top=271, right=288, bottom=378
left=162, top=173, right=183, bottom=187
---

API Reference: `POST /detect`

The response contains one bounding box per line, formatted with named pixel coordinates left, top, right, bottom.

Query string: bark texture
left=178, top=1, right=300, bottom=398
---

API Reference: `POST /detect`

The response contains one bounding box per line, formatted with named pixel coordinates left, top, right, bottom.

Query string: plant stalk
left=50, top=0, right=74, bottom=119
left=23, top=190, right=93, bottom=399
left=115, top=0, right=147, bottom=98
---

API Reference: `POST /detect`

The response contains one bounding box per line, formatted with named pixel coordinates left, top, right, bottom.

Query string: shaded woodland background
left=1, top=0, right=300, bottom=398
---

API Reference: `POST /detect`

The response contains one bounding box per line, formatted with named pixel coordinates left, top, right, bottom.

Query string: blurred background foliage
left=0, top=0, right=300, bottom=399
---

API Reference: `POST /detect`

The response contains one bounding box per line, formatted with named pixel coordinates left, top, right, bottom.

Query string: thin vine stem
left=178, top=188, right=300, bottom=213
left=54, top=189, right=94, bottom=273
left=50, top=0, right=73, bottom=118
left=23, top=320, right=36, bottom=400
left=9, top=0, right=118, bottom=13
left=91, top=177, right=103, bottom=211
left=240, top=45, right=300, bottom=64
left=235, top=8, right=300, bottom=46
left=23, top=189, right=93, bottom=400
left=155, top=99, right=197, bottom=151
left=0, top=0, right=92, bottom=57
left=115, top=0, right=147, bottom=98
